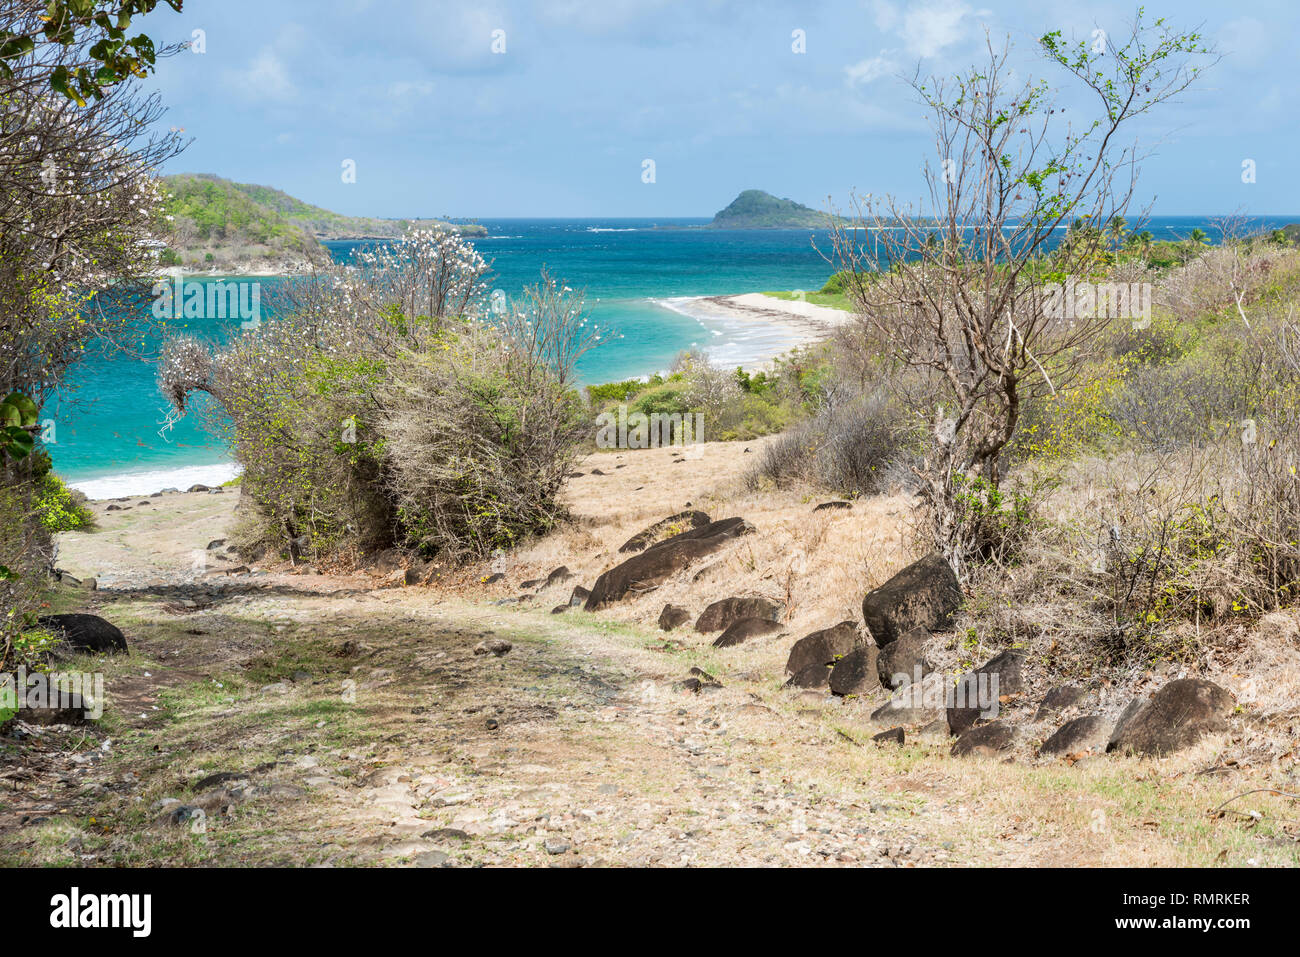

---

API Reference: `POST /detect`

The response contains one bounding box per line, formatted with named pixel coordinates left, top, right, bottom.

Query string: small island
left=159, top=173, right=486, bottom=273
left=708, top=188, right=833, bottom=229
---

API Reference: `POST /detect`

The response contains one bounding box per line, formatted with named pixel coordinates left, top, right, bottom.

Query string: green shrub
left=33, top=474, right=92, bottom=532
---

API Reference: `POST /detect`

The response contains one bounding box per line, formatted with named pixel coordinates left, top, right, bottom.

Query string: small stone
left=544, top=839, right=571, bottom=855
left=474, top=638, right=512, bottom=657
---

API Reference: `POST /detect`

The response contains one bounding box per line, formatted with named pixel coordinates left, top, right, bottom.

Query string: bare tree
left=829, top=13, right=1212, bottom=574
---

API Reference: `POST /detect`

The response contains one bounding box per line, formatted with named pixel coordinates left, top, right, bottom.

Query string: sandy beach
left=654, top=292, right=852, bottom=369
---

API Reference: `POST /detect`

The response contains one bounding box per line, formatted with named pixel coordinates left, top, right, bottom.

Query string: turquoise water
left=47, top=215, right=1297, bottom=494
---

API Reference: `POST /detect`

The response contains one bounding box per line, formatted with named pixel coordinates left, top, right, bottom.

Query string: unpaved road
left=2, top=490, right=1295, bottom=868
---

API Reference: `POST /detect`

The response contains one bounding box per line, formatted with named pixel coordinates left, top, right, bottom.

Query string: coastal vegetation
left=159, top=173, right=486, bottom=272
left=0, top=0, right=183, bottom=667
left=158, top=233, right=598, bottom=564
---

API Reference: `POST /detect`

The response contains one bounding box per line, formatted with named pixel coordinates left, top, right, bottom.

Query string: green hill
left=709, top=189, right=830, bottom=229
left=158, top=174, right=486, bottom=272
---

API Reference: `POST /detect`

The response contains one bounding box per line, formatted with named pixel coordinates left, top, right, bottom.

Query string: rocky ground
left=2, top=447, right=1299, bottom=867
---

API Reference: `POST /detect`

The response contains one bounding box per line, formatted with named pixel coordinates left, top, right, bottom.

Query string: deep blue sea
left=48, top=215, right=1297, bottom=496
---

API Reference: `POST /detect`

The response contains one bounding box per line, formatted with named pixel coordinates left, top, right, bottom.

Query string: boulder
left=828, top=644, right=882, bottom=696
left=870, top=671, right=947, bottom=726
left=813, top=501, right=852, bottom=512
left=568, top=585, right=590, bottom=608
left=584, top=518, right=754, bottom=610
left=18, top=693, right=92, bottom=726
left=618, top=510, right=711, bottom=553
left=877, top=626, right=933, bottom=689
left=36, top=614, right=128, bottom=655
left=712, top=617, right=784, bottom=648
left=861, top=553, right=962, bottom=647
left=785, top=621, right=860, bottom=684
left=545, top=566, right=574, bottom=587
left=695, top=596, right=782, bottom=633
left=658, top=604, right=692, bottom=631
left=873, top=727, right=905, bottom=746
left=951, top=720, right=1017, bottom=757
left=1106, top=678, right=1234, bottom=756
left=482, top=573, right=505, bottom=585
left=946, top=649, right=1026, bottom=736
left=1038, top=715, right=1109, bottom=757
left=1034, top=683, right=1092, bottom=721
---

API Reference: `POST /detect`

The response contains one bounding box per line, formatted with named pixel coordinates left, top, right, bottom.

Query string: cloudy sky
left=140, top=0, right=1298, bottom=218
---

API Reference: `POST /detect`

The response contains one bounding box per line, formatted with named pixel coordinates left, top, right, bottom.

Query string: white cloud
left=228, top=49, right=297, bottom=103
left=845, top=52, right=900, bottom=86
left=870, top=0, right=989, bottom=58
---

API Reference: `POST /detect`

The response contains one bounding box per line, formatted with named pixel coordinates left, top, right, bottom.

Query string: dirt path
left=3, top=487, right=1296, bottom=867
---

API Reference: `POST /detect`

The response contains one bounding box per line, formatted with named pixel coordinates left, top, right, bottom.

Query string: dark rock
left=695, top=596, right=782, bottom=632
left=206, top=539, right=226, bottom=551
left=873, top=727, right=905, bottom=746
left=192, top=770, right=250, bottom=791
left=105, top=504, right=122, bottom=511
left=590, top=468, right=606, bottom=476
left=585, top=518, right=754, bottom=610
left=1034, top=683, right=1091, bottom=721
left=829, top=644, right=882, bottom=696
left=658, top=604, right=691, bottom=630
left=483, top=573, right=505, bottom=585
left=485, top=717, right=499, bottom=731
left=187, top=484, right=211, bottom=493
left=678, top=667, right=723, bottom=694
left=813, top=501, right=853, bottom=512
left=474, top=638, right=513, bottom=657
left=877, top=626, right=933, bottom=689
left=550, top=605, right=569, bottom=614
left=946, top=649, right=1026, bottom=736
left=712, top=617, right=784, bottom=648
left=1106, top=678, right=1234, bottom=756
left=951, top=721, right=1017, bottom=757
left=618, top=511, right=712, bottom=554
left=520, top=578, right=544, bottom=589
left=421, top=827, right=471, bottom=842
left=861, top=553, right=962, bottom=647
left=785, top=621, right=860, bottom=686
left=36, top=614, right=128, bottom=655
left=546, top=566, right=574, bottom=587
left=18, top=693, right=91, bottom=726
left=1038, top=715, right=1109, bottom=757
left=568, top=585, right=590, bottom=607
left=871, top=672, right=947, bottom=726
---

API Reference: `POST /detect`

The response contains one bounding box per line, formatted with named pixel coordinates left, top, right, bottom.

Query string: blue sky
left=140, top=0, right=1300, bottom=218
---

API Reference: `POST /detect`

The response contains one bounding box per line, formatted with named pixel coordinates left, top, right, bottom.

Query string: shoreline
left=653, top=292, right=852, bottom=371
left=65, top=292, right=850, bottom=500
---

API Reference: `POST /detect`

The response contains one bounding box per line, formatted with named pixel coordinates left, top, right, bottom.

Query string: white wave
left=69, top=462, right=242, bottom=500
left=650, top=296, right=815, bottom=369
left=586, top=227, right=639, bottom=233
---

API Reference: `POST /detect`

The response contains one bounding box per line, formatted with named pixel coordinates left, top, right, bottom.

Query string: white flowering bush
left=160, top=234, right=600, bottom=564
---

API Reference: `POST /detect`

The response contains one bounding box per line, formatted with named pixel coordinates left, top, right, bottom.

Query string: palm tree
left=1106, top=215, right=1129, bottom=252
left=1189, top=227, right=1209, bottom=245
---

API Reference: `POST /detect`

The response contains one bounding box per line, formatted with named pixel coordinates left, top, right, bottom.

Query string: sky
left=137, top=0, right=1300, bottom=218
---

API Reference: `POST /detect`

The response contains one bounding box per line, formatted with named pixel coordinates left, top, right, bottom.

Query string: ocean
left=48, top=215, right=1297, bottom=497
